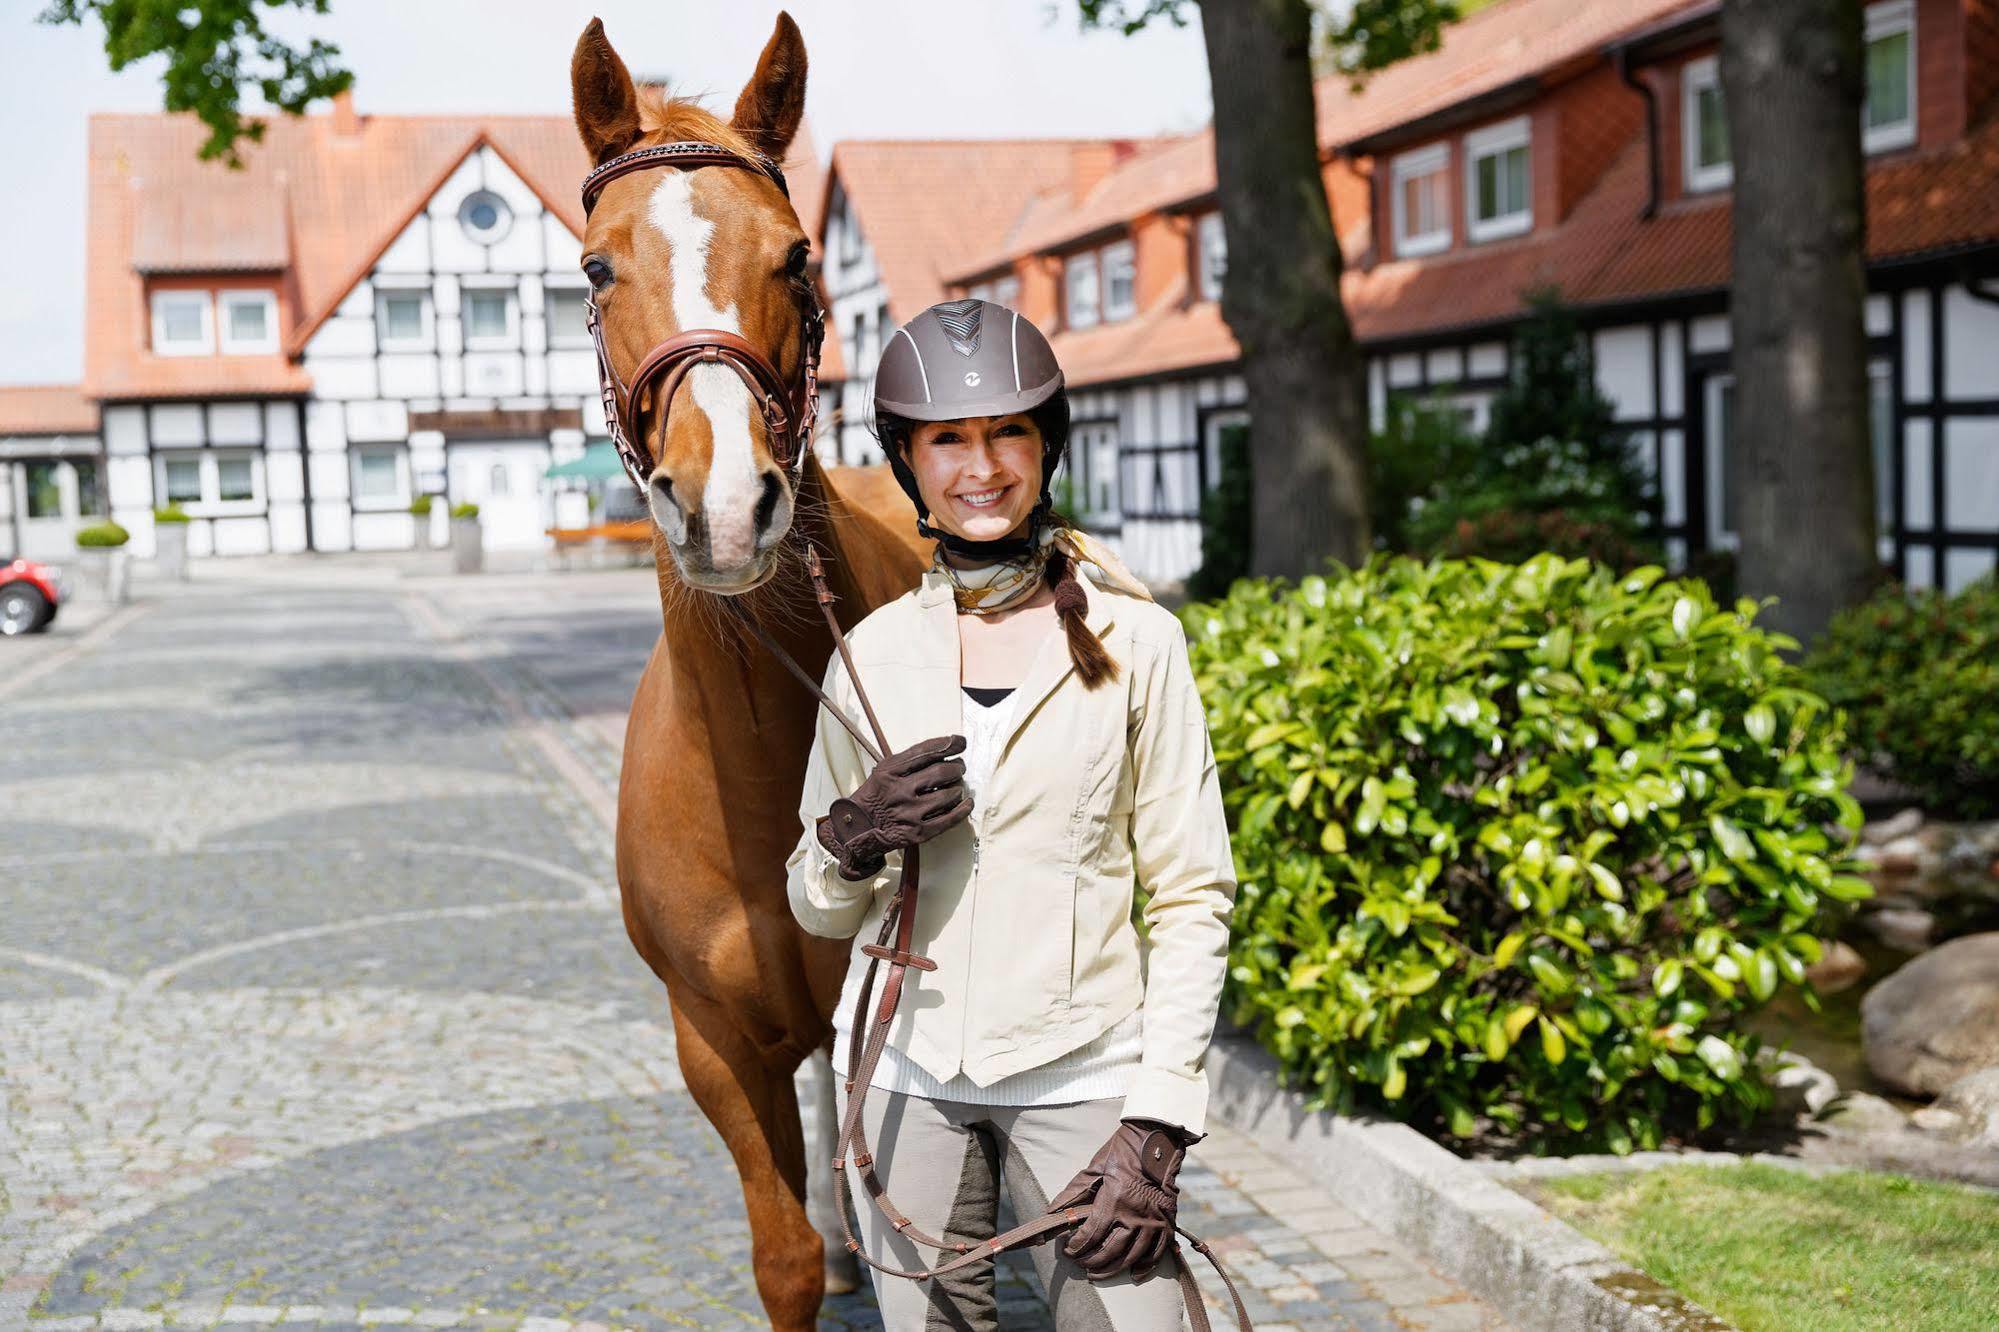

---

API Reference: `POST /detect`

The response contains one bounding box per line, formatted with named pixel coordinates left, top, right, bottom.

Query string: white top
left=831, top=683, right=1144, bottom=1105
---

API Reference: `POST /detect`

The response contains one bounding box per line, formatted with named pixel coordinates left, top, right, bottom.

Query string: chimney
left=1068, top=138, right=1141, bottom=204
left=331, top=88, right=360, bottom=139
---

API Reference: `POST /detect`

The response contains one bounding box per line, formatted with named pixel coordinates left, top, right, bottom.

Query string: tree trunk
left=1720, top=0, right=1876, bottom=643
left=1199, top=0, right=1371, bottom=576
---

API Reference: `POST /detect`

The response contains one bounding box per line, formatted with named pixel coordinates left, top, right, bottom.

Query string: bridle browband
left=580, top=140, right=826, bottom=496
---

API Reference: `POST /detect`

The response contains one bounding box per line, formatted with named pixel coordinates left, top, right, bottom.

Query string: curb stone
left=1205, top=1030, right=1736, bottom=1332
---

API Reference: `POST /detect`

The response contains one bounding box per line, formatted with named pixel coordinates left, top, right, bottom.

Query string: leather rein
left=582, top=140, right=1251, bottom=1330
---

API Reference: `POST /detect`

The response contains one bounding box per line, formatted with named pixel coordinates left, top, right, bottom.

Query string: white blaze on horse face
left=646, top=171, right=760, bottom=569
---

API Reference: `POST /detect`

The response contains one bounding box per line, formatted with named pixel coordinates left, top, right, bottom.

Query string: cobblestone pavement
left=2, top=565, right=1506, bottom=1331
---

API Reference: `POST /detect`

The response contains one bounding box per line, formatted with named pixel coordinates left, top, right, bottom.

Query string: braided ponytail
left=1046, top=543, right=1120, bottom=689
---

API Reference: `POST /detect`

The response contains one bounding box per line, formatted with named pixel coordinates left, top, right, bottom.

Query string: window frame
left=1390, top=144, right=1454, bottom=259
left=457, top=189, right=514, bottom=246
left=1071, top=420, right=1122, bottom=524
left=542, top=281, right=592, bottom=349
left=1464, top=116, right=1533, bottom=244
left=1064, top=250, right=1102, bottom=331
left=1196, top=211, right=1227, bottom=302
left=150, top=290, right=215, bottom=357
left=1862, top=0, right=1917, bottom=154
left=349, top=444, right=410, bottom=512
left=216, top=289, right=279, bottom=355
left=375, top=286, right=434, bottom=352
left=1681, top=55, right=1734, bottom=193
left=460, top=282, right=519, bottom=350
left=1099, top=239, right=1138, bottom=323
left=152, top=448, right=265, bottom=516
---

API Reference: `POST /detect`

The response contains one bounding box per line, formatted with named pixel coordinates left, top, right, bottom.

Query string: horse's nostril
left=648, top=473, right=688, bottom=544
left=753, top=473, right=783, bottom=538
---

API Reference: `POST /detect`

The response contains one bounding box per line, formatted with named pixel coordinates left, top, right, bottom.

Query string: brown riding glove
left=1048, top=1117, right=1203, bottom=1280
left=815, top=733, right=973, bottom=881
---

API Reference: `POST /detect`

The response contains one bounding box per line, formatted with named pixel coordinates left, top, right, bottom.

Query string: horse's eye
left=784, top=243, right=809, bottom=278
left=582, top=256, right=613, bottom=290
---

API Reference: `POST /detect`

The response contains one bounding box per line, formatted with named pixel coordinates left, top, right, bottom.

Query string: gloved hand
left=814, top=734, right=972, bottom=881
left=1048, top=1117, right=1203, bottom=1280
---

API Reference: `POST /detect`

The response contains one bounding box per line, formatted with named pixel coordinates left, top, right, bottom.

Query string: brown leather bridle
left=580, top=140, right=827, bottom=496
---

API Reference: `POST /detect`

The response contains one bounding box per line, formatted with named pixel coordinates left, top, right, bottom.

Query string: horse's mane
left=634, top=85, right=761, bottom=161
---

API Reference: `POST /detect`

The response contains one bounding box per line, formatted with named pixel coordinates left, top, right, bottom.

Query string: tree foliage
left=1074, top=0, right=1463, bottom=78
left=39, top=0, right=351, bottom=165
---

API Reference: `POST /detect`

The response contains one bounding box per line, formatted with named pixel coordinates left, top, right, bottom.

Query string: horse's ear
left=572, top=18, right=642, bottom=167
left=731, top=11, right=807, bottom=159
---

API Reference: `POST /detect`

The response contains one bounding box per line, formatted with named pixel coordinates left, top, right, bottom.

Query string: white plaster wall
left=1593, top=326, right=1654, bottom=420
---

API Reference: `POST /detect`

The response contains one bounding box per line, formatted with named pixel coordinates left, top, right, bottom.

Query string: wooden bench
left=546, top=520, right=653, bottom=568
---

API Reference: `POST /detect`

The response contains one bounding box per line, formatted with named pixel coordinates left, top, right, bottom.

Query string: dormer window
left=151, top=291, right=213, bottom=356
left=458, top=189, right=513, bottom=245
left=1863, top=0, right=1916, bottom=153
left=968, top=274, right=1021, bottom=308
left=1065, top=251, right=1101, bottom=330
left=1682, top=56, right=1733, bottom=193
left=1196, top=211, right=1227, bottom=301
left=218, top=290, right=278, bottom=354
left=1465, top=116, right=1532, bottom=243
left=1101, top=240, right=1137, bottom=321
left=1391, top=145, right=1452, bottom=258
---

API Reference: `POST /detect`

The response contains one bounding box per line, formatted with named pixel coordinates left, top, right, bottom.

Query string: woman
left=785, top=298, right=1237, bottom=1330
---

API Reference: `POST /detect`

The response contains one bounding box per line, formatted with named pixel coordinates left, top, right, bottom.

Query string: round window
left=458, top=190, right=512, bottom=244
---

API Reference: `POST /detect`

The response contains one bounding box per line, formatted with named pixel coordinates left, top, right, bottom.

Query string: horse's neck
left=653, top=458, right=918, bottom=773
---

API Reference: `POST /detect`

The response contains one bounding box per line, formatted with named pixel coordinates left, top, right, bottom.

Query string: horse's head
left=571, top=15, right=811, bottom=593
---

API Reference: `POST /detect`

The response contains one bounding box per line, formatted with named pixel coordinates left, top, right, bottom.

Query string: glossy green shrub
left=1182, top=555, right=1866, bottom=1151
left=153, top=504, right=191, bottom=524
left=75, top=521, right=130, bottom=548
left=1803, top=577, right=1999, bottom=818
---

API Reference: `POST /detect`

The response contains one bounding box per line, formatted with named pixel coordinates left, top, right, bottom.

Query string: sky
left=0, top=0, right=1215, bottom=387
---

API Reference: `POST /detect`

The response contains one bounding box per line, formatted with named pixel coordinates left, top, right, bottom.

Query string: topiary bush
left=75, top=521, right=131, bottom=548
left=1803, top=576, right=1999, bottom=819
left=153, top=504, right=191, bottom=524
left=450, top=502, right=480, bottom=520
left=408, top=495, right=434, bottom=517
left=1182, top=554, right=1867, bottom=1152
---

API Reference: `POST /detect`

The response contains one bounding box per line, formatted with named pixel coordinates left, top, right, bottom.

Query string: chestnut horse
left=571, top=15, right=925, bottom=1330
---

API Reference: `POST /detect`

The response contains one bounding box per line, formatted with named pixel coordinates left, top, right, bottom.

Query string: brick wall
left=1916, top=0, right=1968, bottom=147
left=1971, top=0, right=1999, bottom=119
left=1554, top=63, right=1648, bottom=219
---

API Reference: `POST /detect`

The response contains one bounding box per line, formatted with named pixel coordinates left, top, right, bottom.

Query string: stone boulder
left=1935, top=1068, right=1999, bottom=1146
left=1861, top=933, right=1999, bottom=1096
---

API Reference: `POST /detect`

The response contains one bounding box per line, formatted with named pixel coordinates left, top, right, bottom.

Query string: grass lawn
left=1527, top=1164, right=1999, bottom=1331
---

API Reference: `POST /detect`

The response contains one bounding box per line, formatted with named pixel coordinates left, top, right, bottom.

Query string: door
left=16, top=456, right=106, bottom=559
left=448, top=441, right=551, bottom=551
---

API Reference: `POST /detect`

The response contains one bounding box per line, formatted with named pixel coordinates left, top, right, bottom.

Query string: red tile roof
left=0, top=385, right=101, bottom=436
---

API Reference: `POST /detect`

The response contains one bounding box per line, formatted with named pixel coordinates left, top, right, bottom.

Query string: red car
left=0, top=556, right=63, bottom=636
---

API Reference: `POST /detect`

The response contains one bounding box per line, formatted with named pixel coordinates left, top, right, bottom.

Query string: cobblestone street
left=2, top=565, right=1503, bottom=1332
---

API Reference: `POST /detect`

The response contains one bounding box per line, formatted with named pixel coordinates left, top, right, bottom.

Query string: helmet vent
left=934, top=298, right=984, bottom=356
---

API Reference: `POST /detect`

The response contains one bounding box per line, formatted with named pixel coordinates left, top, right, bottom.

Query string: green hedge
left=75, top=521, right=131, bottom=548
left=1182, top=555, right=1866, bottom=1151
left=1803, top=576, right=1999, bottom=818
left=153, top=504, right=191, bottom=525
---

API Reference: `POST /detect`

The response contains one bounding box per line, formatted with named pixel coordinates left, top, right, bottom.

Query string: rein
left=583, top=141, right=1250, bottom=1330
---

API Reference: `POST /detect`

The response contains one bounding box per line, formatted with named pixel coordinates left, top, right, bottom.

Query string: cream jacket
left=785, top=563, right=1238, bottom=1134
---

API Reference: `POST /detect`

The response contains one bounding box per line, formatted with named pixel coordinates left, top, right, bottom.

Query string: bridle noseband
left=581, top=140, right=827, bottom=496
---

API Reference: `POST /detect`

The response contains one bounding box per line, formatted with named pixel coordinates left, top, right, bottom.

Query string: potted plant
left=153, top=503, right=192, bottom=581
left=409, top=494, right=439, bottom=549
left=74, top=520, right=132, bottom=604
left=450, top=501, right=483, bottom=574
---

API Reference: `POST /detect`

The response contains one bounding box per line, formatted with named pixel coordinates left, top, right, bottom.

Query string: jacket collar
left=916, top=562, right=1119, bottom=754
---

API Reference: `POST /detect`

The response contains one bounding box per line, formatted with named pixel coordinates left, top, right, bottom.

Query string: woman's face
left=905, top=413, right=1044, bottom=544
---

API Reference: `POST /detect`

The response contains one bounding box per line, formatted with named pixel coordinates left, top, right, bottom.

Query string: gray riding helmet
left=873, top=298, right=1064, bottom=422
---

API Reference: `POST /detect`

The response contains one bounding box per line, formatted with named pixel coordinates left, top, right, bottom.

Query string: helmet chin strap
left=918, top=493, right=1051, bottom=563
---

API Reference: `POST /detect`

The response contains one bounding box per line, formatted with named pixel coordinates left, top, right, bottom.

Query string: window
left=352, top=447, right=404, bottom=507
left=545, top=284, right=591, bottom=347
left=213, top=289, right=278, bottom=354
left=1391, top=145, right=1453, bottom=258
left=1682, top=56, right=1733, bottom=192
left=1196, top=211, right=1227, bottom=302
left=163, top=457, right=203, bottom=504
left=489, top=463, right=511, bottom=497
left=968, top=274, right=1021, bottom=309
left=1710, top=364, right=1896, bottom=552
left=837, top=196, right=861, bottom=264
left=1465, top=117, right=1532, bottom=243
left=1863, top=0, right=1916, bottom=153
left=74, top=460, right=104, bottom=516
left=1072, top=421, right=1121, bottom=521
left=376, top=289, right=431, bottom=349
left=25, top=462, right=61, bottom=518
left=463, top=286, right=515, bottom=346
left=1065, top=251, right=1101, bottom=330
left=1100, top=240, right=1137, bottom=322
left=457, top=189, right=513, bottom=244
left=151, top=291, right=213, bottom=356
left=155, top=450, right=262, bottom=511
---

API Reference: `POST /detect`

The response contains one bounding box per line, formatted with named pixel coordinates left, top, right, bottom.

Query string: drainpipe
left=295, top=399, right=315, bottom=553
left=1617, top=48, right=1661, bottom=221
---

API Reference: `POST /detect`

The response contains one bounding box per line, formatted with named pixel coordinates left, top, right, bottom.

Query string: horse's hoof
left=823, top=1253, right=862, bottom=1295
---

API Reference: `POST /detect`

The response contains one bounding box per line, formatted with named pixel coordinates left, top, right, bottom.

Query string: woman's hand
left=1048, top=1117, right=1202, bottom=1280
left=814, top=734, right=973, bottom=880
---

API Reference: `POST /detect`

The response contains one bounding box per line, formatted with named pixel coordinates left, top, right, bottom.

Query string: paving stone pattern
left=2, top=568, right=1505, bottom=1331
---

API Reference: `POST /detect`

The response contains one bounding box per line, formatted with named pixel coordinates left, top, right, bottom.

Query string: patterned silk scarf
left=932, top=523, right=1154, bottom=616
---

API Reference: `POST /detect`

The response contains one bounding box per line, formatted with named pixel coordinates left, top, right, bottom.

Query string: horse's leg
left=666, top=977, right=825, bottom=1332
left=800, top=1042, right=862, bottom=1294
